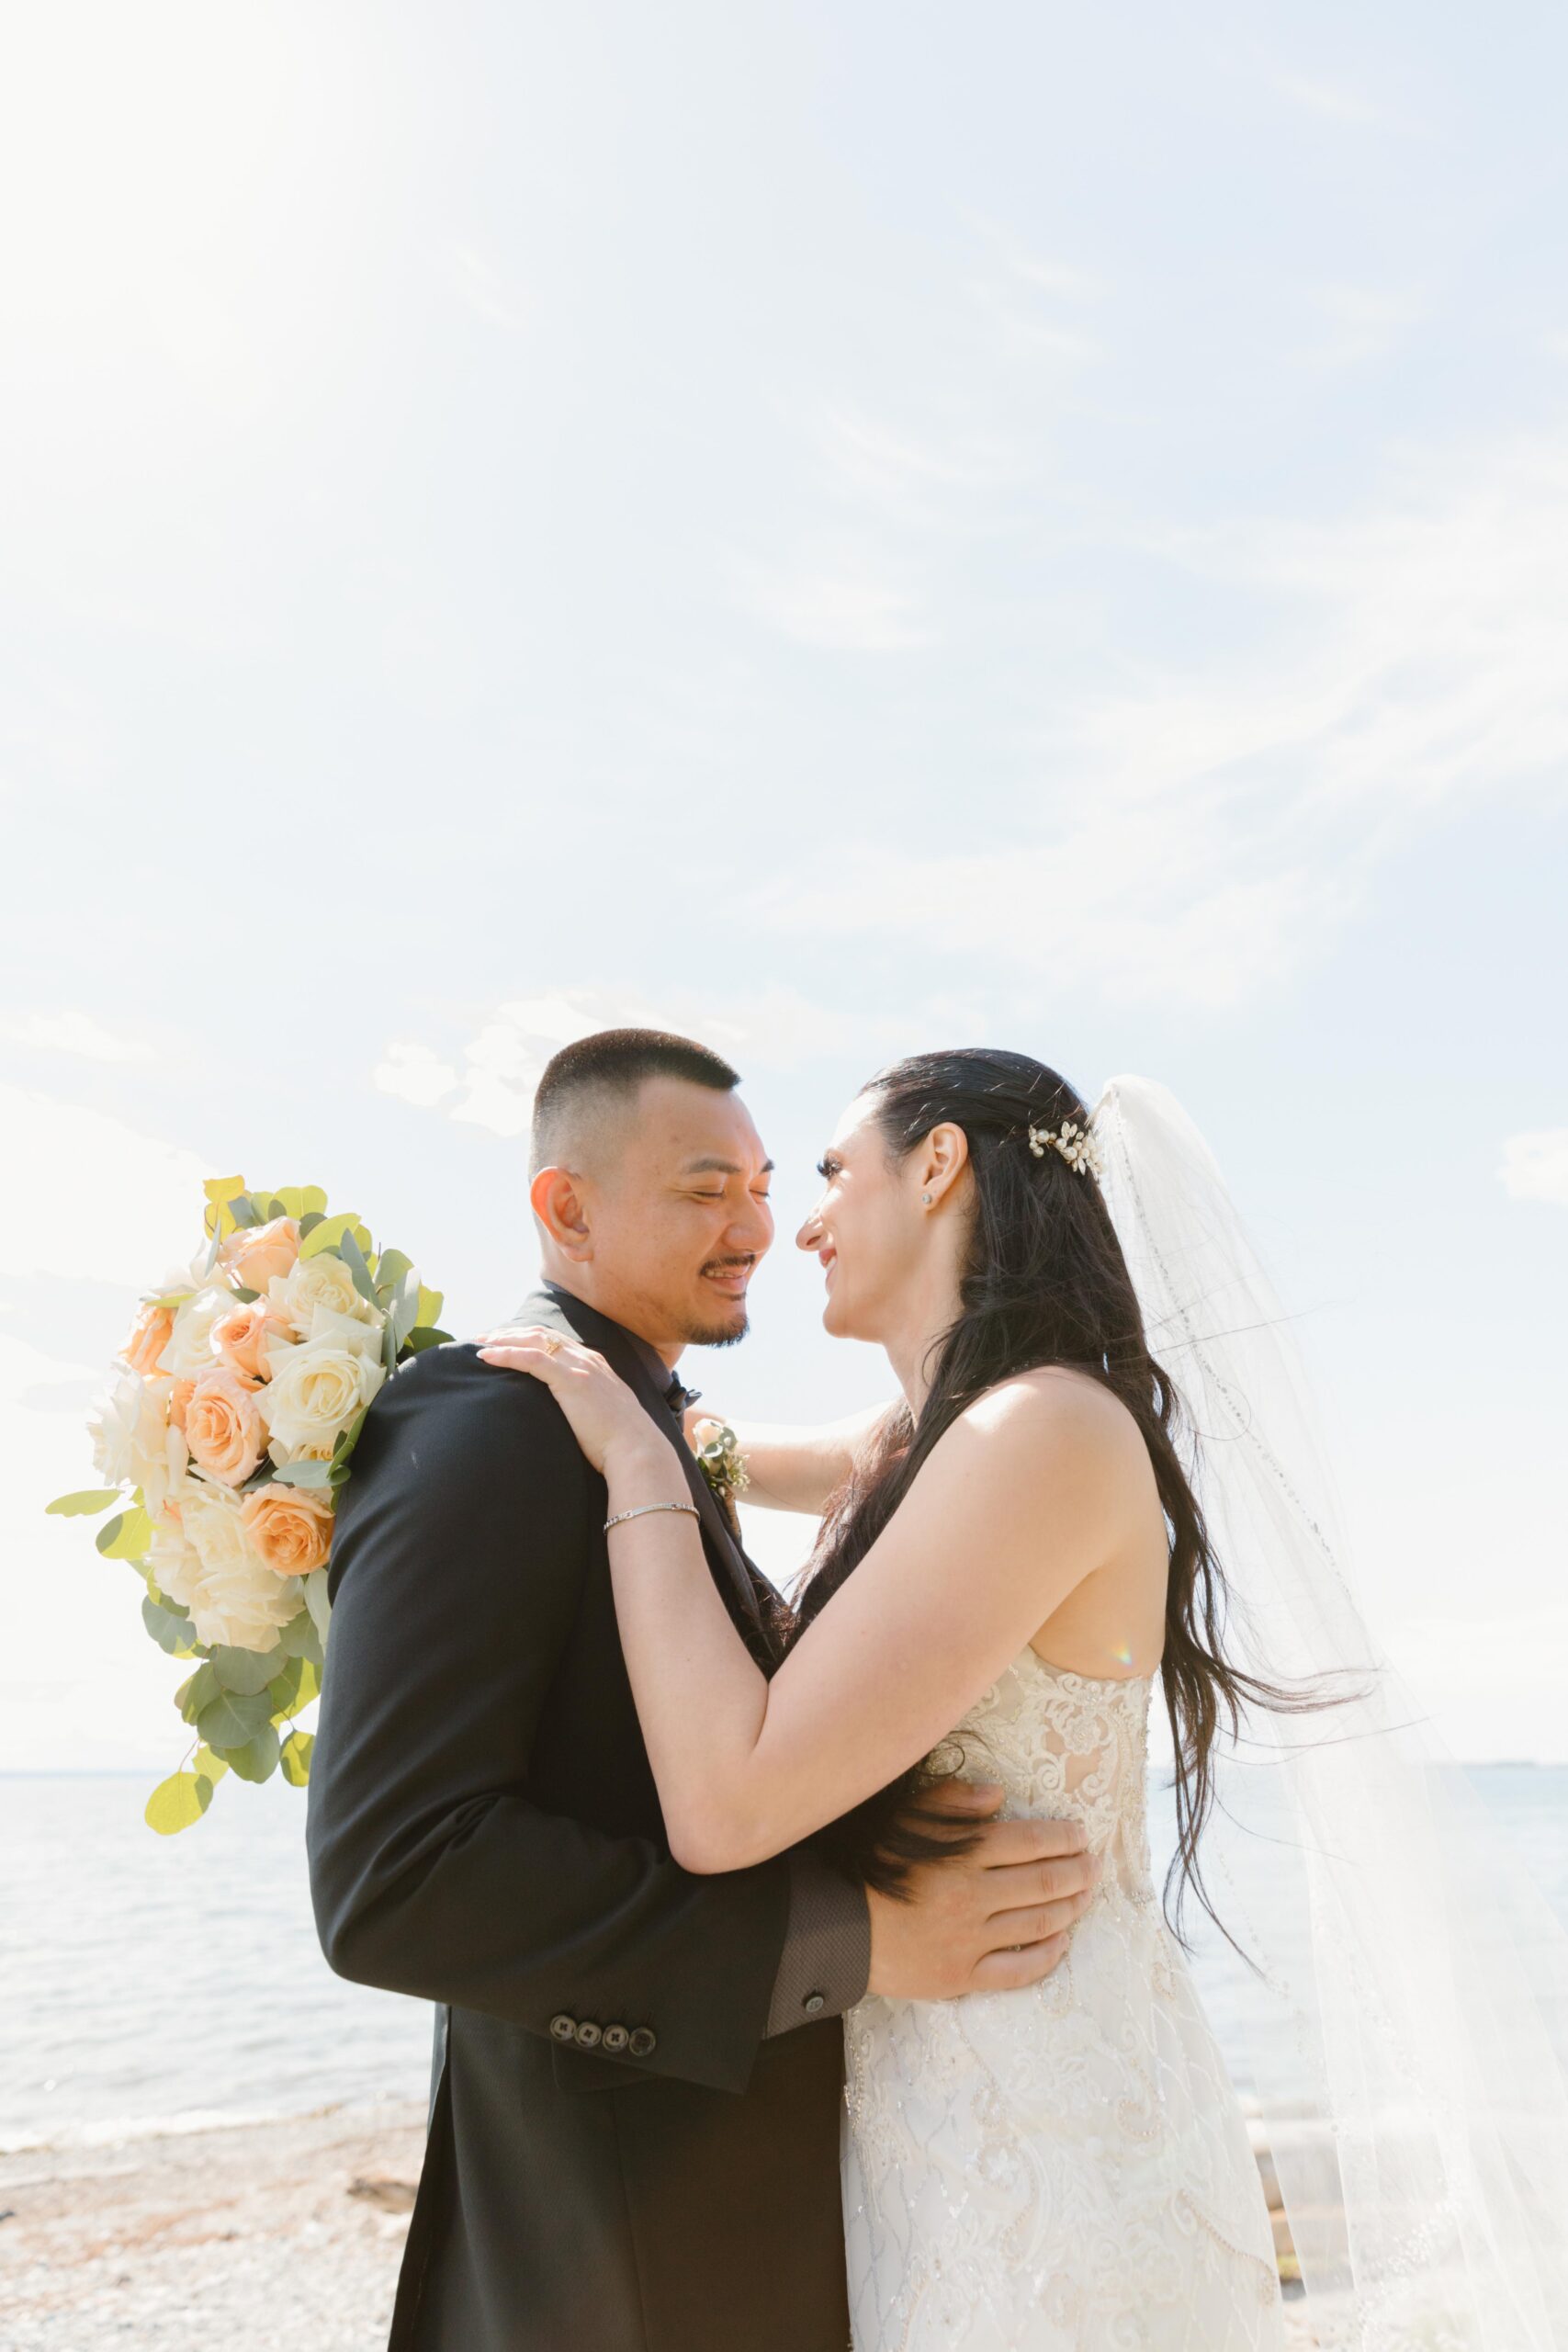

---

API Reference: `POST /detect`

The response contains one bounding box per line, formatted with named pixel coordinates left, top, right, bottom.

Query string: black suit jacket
left=306, top=1285, right=854, bottom=2350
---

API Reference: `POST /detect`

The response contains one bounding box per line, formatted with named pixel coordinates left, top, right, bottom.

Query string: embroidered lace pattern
left=842, top=1649, right=1285, bottom=2350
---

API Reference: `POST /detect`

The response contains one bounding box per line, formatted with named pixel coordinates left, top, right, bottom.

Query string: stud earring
left=921, top=1192, right=933, bottom=1205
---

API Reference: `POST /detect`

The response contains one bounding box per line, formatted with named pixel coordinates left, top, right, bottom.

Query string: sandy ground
left=0, top=2102, right=425, bottom=2352
left=1, top=2100, right=1328, bottom=2349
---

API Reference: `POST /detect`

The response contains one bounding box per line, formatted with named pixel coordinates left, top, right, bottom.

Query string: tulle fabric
left=1091, top=1074, right=1568, bottom=2349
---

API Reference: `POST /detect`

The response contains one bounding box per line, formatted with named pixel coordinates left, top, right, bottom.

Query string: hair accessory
left=1025, top=1115, right=1105, bottom=1180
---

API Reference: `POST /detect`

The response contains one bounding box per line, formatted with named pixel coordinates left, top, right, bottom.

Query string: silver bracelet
left=604, top=1501, right=702, bottom=1533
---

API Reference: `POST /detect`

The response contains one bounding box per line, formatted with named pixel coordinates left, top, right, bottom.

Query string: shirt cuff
left=763, top=1849, right=871, bottom=2036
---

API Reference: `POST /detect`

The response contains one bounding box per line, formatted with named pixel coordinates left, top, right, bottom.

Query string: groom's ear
left=530, top=1165, right=592, bottom=1258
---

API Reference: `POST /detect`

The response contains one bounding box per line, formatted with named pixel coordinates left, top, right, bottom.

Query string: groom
left=308, top=1029, right=1095, bottom=2351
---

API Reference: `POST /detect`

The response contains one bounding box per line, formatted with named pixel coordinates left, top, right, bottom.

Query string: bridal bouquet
left=46, top=1179, right=449, bottom=1835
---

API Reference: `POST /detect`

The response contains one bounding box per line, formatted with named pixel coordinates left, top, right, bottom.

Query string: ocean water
left=4, top=1766, right=1566, bottom=2153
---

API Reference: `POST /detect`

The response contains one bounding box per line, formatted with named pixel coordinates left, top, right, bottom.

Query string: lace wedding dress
left=842, top=1647, right=1284, bottom=2351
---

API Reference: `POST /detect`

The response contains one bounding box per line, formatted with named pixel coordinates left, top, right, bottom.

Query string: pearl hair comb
left=1024, top=1116, right=1105, bottom=1180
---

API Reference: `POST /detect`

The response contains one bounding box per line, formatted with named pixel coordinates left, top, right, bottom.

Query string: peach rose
left=120, top=1300, right=175, bottom=1379
left=212, top=1296, right=285, bottom=1384
left=169, top=1377, right=197, bottom=1432
left=183, top=1365, right=266, bottom=1487
left=240, top=1484, right=334, bottom=1577
left=222, top=1216, right=300, bottom=1295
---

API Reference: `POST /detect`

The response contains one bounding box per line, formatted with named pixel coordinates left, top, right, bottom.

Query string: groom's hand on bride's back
left=863, top=1782, right=1100, bottom=2001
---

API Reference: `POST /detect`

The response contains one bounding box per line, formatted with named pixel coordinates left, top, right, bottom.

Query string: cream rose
left=260, top=1326, right=386, bottom=1463
left=241, top=1484, right=334, bottom=1577
left=268, top=1252, right=378, bottom=1336
left=220, top=1215, right=300, bottom=1295
left=156, top=1286, right=231, bottom=1380
left=174, top=1486, right=303, bottom=1649
left=88, top=1366, right=191, bottom=1518
left=183, top=1365, right=266, bottom=1487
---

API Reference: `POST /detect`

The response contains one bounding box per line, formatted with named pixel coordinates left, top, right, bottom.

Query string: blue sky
left=3, top=0, right=1565, bottom=1766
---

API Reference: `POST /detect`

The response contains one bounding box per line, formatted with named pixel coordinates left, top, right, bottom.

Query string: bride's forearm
left=602, top=1441, right=773, bottom=1871
left=709, top=1403, right=891, bottom=1514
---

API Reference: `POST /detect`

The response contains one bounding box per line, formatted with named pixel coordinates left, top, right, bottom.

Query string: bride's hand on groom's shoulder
left=864, top=1783, right=1101, bottom=2002
left=474, top=1325, right=658, bottom=1478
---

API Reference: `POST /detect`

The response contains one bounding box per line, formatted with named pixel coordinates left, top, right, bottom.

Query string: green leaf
left=175, top=1662, right=221, bottom=1724
left=141, top=1594, right=199, bottom=1657
left=266, top=1656, right=302, bottom=1713
left=96, top=1505, right=152, bottom=1561
left=270, top=1656, right=320, bottom=1720
left=145, top=1771, right=212, bottom=1834
left=299, top=1212, right=368, bottom=1262
left=227, top=1192, right=261, bottom=1229
left=374, top=1249, right=414, bottom=1300
left=303, top=1566, right=332, bottom=1645
left=390, top=1279, right=422, bottom=1351
left=415, top=1285, right=444, bottom=1331
left=265, top=1198, right=288, bottom=1221
left=191, top=1745, right=230, bottom=1784
left=402, top=1326, right=453, bottom=1354
left=280, top=1730, right=315, bottom=1786
left=337, top=1224, right=380, bottom=1309
left=195, top=1686, right=276, bottom=1750
left=298, top=1210, right=325, bottom=1238
left=271, top=1456, right=333, bottom=1489
left=46, top=1488, right=122, bottom=1518
left=209, top=1641, right=287, bottom=1695
left=224, top=1723, right=281, bottom=1783
left=276, top=1606, right=324, bottom=1665
left=331, top=1407, right=368, bottom=1460
left=229, top=1283, right=260, bottom=1305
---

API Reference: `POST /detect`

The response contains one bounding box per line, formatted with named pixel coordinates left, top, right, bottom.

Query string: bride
left=478, top=1048, right=1568, bottom=2351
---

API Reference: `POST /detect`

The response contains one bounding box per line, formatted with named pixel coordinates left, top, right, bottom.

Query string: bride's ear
left=918, top=1122, right=970, bottom=1210
left=530, top=1165, right=592, bottom=1257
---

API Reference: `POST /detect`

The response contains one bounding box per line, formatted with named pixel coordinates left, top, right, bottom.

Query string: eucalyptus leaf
left=210, top=1642, right=287, bottom=1695
left=191, top=1745, right=230, bottom=1784
left=175, top=1662, right=221, bottom=1724
left=338, top=1225, right=380, bottom=1308
left=224, top=1724, right=281, bottom=1783
left=281, top=1730, right=315, bottom=1786
left=230, top=1284, right=260, bottom=1305
left=403, top=1327, right=453, bottom=1353
left=196, top=1686, right=276, bottom=1750
left=265, top=1198, right=288, bottom=1221
left=303, top=1566, right=332, bottom=1644
left=299, top=1210, right=325, bottom=1238
left=227, top=1192, right=261, bottom=1229
left=141, top=1595, right=198, bottom=1657
left=276, top=1607, right=324, bottom=1665
left=96, top=1505, right=152, bottom=1561
left=415, top=1285, right=444, bottom=1331
left=299, top=1213, right=361, bottom=1261
left=145, top=1771, right=211, bottom=1835
left=375, top=1249, right=414, bottom=1299
left=46, top=1489, right=121, bottom=1518
left=331, top=1408, right=368, bottom=1460
left=266, top=1657, right=303, bottom=1714
left=391, top=1283, right=422, bottom=1350
left=271, top=1457, right=333, bottom=1489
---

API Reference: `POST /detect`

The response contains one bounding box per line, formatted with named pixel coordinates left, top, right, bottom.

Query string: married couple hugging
left=306, top=1030, right=1287, bottom=2352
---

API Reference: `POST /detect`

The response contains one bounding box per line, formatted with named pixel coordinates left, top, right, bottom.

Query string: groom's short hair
left=530, top=1029, right=741, bottom=1178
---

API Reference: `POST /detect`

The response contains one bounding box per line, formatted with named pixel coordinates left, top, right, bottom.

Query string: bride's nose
left=796, top=1209, right=824, bottom=1251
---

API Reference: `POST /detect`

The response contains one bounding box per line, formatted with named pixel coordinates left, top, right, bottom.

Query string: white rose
left=260, top=1331, right=386, bottom=1463
left=175, top=1486, right=303, bottom=1649
left=156, top=1285, right=231, bottom=1380
left=89, top=1367, right=175, bottom=1491
left=268, top=1253, right=378, bottom=1337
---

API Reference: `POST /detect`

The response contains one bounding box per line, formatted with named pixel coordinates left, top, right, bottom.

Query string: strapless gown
left=841, top=1649, right=1285, bottom=2350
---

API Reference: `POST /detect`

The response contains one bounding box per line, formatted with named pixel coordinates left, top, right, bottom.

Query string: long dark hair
left=789, top=1046, right=1329, bottom=1949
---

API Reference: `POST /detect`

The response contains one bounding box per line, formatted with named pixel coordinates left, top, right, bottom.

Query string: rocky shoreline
left=1, top=2101, right=1327, bottom=2347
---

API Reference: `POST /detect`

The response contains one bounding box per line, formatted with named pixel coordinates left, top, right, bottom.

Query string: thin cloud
left=749, top=423, right=1568, bottom=1006
left=1500, top=1129, right=1568, bottom=1207
left=0, top=1010, right=152, bottom=1062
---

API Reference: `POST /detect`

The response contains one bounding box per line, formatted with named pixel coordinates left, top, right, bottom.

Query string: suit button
left=549, top=2013, right=577, bottom=2042
left=627, top=2027, right=657, bottom=2059
left=602, top=2023, right=629, bottom=2053
left=574, top=2019, right=603, bottom=2048
left=803, top=1990, right=826, bottom=2015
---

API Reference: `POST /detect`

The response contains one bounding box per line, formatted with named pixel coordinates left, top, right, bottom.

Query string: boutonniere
left=690, top=1417, right=750, bottom=1528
